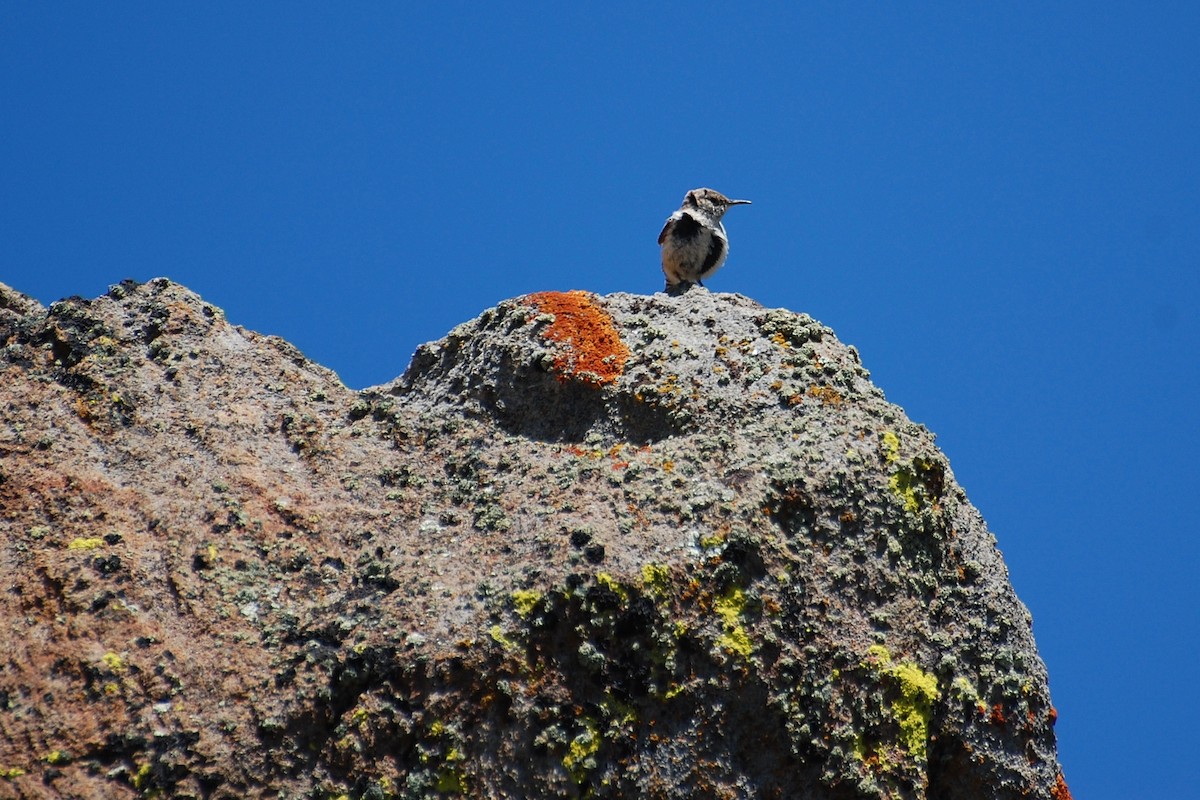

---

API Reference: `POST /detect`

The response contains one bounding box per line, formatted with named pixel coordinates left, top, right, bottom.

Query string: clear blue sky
left=4, top=5, right=1198, bottom=796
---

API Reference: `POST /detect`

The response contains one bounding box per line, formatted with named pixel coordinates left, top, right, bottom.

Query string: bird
left=658, top=188, right=751, bottom=293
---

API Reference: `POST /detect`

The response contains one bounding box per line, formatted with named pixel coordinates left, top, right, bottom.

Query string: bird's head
left=682, top=188, right=752, bottom=220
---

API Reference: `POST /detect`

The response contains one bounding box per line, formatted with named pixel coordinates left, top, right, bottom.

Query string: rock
left=0, top=279, right=1069, bottom=798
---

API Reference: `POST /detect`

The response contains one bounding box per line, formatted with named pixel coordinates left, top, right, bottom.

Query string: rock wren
left=658, top=188, right=751, bottom=292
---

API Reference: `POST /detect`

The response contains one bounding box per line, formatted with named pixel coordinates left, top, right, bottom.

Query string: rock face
left=0, top=279, right=1069, bottom=799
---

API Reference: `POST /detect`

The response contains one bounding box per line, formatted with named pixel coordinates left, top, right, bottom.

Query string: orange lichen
left=807, top=385, right=844, bottom=405
left=1051, top=773, right=1073, bottom=800
left=525, top=291, right=629, bottom=386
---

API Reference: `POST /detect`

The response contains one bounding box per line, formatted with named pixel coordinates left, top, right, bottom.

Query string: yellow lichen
left=865, top=645, right=940, bottom=763
left=488, top=625, right=519, bottom=650
left=562, top=717, right=600, bottom=781
left=131, top=762, right=152, bottom=790
left=641, top=563, right=671, bottom=597
left=881, top=431, right=901, bottom=463
left=889, top=470, right=921, bottom=513
left=68, top=537, right=105, bottom=550
left=595, top=572, right=628, bottom=602
left=510, top=589, right=542, bottom=618
left=714, top=587, right=753, bottom=658
left=101, top=651, right=125, bottom=672
left=889, top=662, right=939, bottom=759
left=717, top=626, right=753, bottom=658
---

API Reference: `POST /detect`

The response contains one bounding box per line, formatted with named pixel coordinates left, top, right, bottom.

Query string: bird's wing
left=699, top=233, right=727, bottom=276
left=657, top=217, right=674, bottom=245
left=661, top=212, right=701, bottom=245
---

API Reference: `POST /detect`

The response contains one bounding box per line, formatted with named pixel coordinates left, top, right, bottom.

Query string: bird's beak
left=729, top=199, right=751, bottom=206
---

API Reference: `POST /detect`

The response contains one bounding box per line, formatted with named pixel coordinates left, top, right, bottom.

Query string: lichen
left=131, top=762, right=152, bottom=790
left=641, top=563, right=671, bottom=597
left=562, top=716, right=601, bottom=782
left=67, top=537, right=105, bottom=550
left=510, top=589, right=542, bottom=619
left=889, top=469, right=921, bottom=514
left=524, top=291, right=630, bottom=386
left=714, top=586, right=753, bottom=658
left=866, top=645, right=940, bottom=762
left=889, top=662, right=939, bottom=758
left=435, top=768, right=465, bottom=793
left=594, top=572, right=628, bottom=603
left=1051, top=772, right=1074, bottom=800
left=807, top=384, right=844, bottom=405
left=888, top=456, right=944, bottom=515
left=488, top=625, right=519, bottom=650
left=881, top=431, right=901, bottom=464
left=950, top=676, right=979, bottom=705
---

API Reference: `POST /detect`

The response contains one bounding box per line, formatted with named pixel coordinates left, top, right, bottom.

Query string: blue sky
left=4, top=5, right=1198, bottom=796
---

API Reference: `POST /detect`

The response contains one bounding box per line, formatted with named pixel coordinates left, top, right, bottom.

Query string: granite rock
left=0, top=279, right=1069, bottom=799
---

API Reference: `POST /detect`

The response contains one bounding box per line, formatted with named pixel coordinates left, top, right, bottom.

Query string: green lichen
left=714, top=586, right=753, bottom=658
left=101, top=651, right=125, bottom=672
left=435, top=768, right=465, bottom=793
left=472, top=503, right=511, bottom=532
left=435, top=747, right=466, bottom=793
left=950, top=675, right=981, bottom=704
left=866, top=645, right=940, bottom=762
left=0, top=767, right=25, bottom=779
left=600, top=693, right=637, bottom=727
left=510, top=589, right=542, bottom=618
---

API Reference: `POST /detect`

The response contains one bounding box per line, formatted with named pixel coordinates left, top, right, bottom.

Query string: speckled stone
left=0, top=279, right=1068, bottom=799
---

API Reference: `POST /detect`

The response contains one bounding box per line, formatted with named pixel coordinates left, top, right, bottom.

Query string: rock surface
left=0, top=278, right=1070, bottom=799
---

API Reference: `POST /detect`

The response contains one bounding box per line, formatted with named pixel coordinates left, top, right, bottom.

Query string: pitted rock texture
left=0, top=278, right=1069, bottom=799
